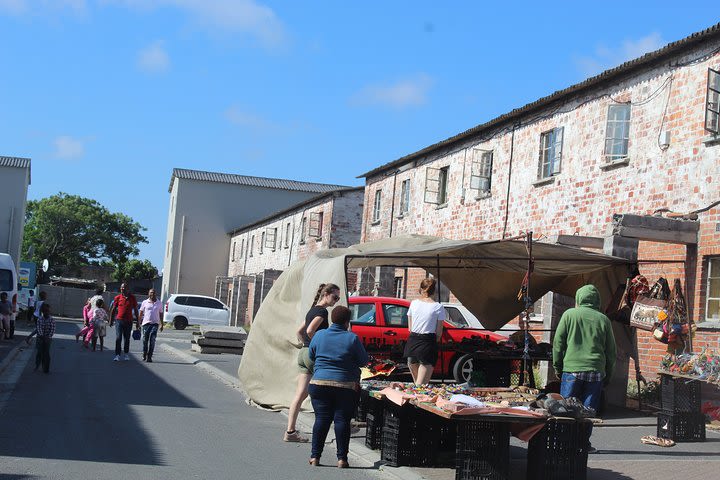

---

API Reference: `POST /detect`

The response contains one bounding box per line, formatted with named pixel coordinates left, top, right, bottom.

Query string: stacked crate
left=657, top=374, right=705, bottom=442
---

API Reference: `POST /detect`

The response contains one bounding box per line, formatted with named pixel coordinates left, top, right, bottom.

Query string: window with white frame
left=604, top=104, right=631, bottom=161
left=399, top=179, right=410, bottom=216
left=470, top=150, right=493, bottom=194
left=706, top=68, right=720, bottom=135
left=424, top=166, right=449, bottom=204
left=706, top=258, right=720, bottom=322
left=538, top=127, right=564, bottom=179
left=284, top=222, right=291, bottom=248
left=372, top=190, right=382, bottom=222
left=260, top=232, right=265, bottom=254
left=299, top=217, right=307, bottom=244
left=309, top=212, right=323, bottom=238
left=266, top=227, right=277, bottom=251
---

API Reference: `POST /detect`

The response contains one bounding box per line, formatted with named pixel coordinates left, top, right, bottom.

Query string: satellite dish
left=42, top=259, right=49, bottom=272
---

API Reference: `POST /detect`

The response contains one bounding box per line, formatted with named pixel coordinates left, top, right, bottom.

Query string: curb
left=159, top=343, right=425, bottom=480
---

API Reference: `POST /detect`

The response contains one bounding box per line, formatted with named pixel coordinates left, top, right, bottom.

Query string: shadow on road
left=0, top=321, right=200, bottom=466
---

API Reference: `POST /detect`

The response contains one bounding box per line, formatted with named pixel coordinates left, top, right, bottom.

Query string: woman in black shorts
left=403, top=278, right=445, bottom=385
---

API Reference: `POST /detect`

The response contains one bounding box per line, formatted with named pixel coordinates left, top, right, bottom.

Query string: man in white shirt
left=138, top=288, right=163, bottom=362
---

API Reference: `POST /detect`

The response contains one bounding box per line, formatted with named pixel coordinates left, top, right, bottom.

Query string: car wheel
left=453, top=354, right=475, bottom=383
left=173, top=316, right=188, bottom=330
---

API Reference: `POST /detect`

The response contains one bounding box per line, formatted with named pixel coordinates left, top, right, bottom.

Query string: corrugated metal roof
left=228, top=186, right=365, bottom=235
left=169, top=168, right=349, bottom=193
left=0, top=156, right=31, bottom=169
left=359, top=22, right=720, bottom=179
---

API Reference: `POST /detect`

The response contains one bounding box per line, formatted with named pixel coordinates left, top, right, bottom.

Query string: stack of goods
left=656, top=372, right=705, bottom=442
left=191, top=325, right=246, bottom=354
left=361, top=358, right=398, bottom=380
left=454, top=336, right=552, bottom=359
left=660, top=348, right=720, bottom=385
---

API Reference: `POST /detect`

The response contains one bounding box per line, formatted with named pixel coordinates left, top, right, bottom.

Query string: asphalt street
left=0, top=321, right=392, bottom=480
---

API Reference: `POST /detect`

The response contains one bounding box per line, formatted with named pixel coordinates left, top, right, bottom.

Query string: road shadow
left=0, top=322, right=200, bottom=466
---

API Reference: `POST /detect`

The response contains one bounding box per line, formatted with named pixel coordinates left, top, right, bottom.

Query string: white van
left=0, top=253, right=18, bottom=319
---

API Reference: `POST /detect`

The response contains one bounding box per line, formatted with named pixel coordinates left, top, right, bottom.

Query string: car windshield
left=0, top=269, right=12, bottom=291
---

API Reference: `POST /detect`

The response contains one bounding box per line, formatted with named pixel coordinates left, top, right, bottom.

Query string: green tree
left=22, top=193, right=148, bottom=272
left=113, top=259, right=158, bottom=282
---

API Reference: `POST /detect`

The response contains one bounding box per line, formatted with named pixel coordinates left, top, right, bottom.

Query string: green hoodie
left=552, top=285, right=616, bottom=379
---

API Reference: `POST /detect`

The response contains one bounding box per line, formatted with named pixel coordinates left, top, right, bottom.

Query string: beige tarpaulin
left=238, top=235, right=631, bottom=409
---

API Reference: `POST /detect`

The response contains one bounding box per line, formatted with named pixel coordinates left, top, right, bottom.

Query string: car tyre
left=173, top=316, right=188, bottom=330
left=452, top=354, right=475, bottom=383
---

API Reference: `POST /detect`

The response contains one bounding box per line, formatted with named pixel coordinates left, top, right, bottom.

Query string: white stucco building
left=0, top=156, right=31, bottom=267
left=161, top=168, right=347, bottom=300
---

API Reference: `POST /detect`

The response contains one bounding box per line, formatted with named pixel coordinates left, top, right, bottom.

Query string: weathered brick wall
left=228, top=189, right=362, bottom=277
left=359, top=39, right=720, bottom=380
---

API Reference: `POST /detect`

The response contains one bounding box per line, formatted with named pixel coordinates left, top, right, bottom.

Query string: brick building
left=218, top=186, right=364, bottom=325
left=358, top=23, right=720, bottom=385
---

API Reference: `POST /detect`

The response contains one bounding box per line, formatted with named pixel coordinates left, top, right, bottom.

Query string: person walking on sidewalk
left=25, top=291, right=47, bottom=345
left=0, top=292, right=12, bottom=340
left=138, top=288, right=163, bottom=362
left=35, top=303, right=56, bottom=373
left=307, top=305, right=368, bottom=468
left=284, top=283, right=341, bottom=443
left=553, top=284, right=616, bottom=453
left=109, top=283, right=139, bottom=362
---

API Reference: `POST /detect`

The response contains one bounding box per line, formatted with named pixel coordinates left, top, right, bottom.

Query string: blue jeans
left=308, top=384, right=358, bottom=461
left=142, top=323, right=159, bottom=359
left=115, top=321, right=132, bottom=355
left=560, top=372, right=603, bottom=445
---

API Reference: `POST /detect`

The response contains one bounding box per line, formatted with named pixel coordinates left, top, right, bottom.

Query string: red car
left=348, top=296, right=508, bottom=382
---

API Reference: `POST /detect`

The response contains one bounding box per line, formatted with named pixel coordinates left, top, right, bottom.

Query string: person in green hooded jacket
left=553, top=284, right=616, bottom=413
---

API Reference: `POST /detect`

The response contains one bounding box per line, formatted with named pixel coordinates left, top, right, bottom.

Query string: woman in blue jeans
left=307, top=305, right=368, bottom=468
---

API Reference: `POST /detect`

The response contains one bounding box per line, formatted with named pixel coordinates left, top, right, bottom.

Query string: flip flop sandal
left=641, top=435, right=676, bottom=447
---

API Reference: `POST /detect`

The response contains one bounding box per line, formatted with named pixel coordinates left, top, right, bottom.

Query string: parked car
left=442, top=302, right=518, bottom=334
left=165, top=294, right=230, bottom=330
left=348, top=296, right=509, bottom=382
left=0, top=253, right=18, bottom=319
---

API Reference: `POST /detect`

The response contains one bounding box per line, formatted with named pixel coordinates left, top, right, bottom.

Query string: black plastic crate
left=432, top=415, right=457, bottom=468
left=455, top=419, right=510, bottom=480
left=527, top=419, right=591, bottom=480
left=657, top=412, right=706, bottom=442
left=660, top=375, right=701, bottom=413
left=365, top=412, right=383, bottom=450
left=380, top=401, right=434, bottom=467
left=355, top=392, right=370, bottom=422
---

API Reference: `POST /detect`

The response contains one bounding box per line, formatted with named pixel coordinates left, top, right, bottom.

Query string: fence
left=32, top=285, right=148, bottom=318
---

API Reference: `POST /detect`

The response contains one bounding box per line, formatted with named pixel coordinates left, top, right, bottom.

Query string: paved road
left=0, top=322, right=391, bottom=480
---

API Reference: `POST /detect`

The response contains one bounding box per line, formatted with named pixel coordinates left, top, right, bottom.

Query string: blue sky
left=0, top=1, right=716, bottom=271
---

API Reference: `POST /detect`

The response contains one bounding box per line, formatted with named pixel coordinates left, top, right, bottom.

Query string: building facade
left=161, top=168, right=347, bottom=301
left=358, top=24, right=720, bottom=381
left=218, top=187, right=364, bottom=326
left=0, top=156, right=31, bottom=268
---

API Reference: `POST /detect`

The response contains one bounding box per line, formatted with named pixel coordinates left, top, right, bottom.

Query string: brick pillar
left=235, top=276, right=252, bottom=327
left=604, top=235, right=639, bottom=408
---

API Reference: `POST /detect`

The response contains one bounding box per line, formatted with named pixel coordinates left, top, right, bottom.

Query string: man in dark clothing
left=109, top=283, right=139, bottom=362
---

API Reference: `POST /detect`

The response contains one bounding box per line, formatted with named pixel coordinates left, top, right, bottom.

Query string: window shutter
left=706, top=68, right=720, bottom=135
left=551, top=127, right=563, bottom=175
left=424, top=167, right=440, bottom=204
left=309, top=212, right=322, bottom=238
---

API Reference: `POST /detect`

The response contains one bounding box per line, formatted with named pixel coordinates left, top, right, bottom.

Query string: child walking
left=90, top=299, right=109, bottom=351
left=36, top=303, right=55, bottom=373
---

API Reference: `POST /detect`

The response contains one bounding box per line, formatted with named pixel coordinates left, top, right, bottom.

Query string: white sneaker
left=113, top=355, right=120, bottom=362
left=123, top=354, right=130, bottom=361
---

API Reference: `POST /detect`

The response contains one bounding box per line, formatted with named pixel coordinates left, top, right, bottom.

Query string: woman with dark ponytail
left=284, top=283, right=341, bottom=443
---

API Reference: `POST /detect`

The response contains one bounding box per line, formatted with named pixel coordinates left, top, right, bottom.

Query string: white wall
left=162, top=178, right=327, bottom=300
left=0, top=165, right=30, bottom=267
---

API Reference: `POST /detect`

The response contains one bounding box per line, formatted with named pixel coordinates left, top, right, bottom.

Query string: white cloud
left=53, top=136, right=85, bottom=160
left=350, top=74, right=434, bottom=109
left=106, top=0, right=286, bottom=49
left=0, top=0, right=86, bottom=15
left=576, top=32, right=666, bottom=78
left=224, top=105, right=282, bottom=135
left=137, top=40, right=170, bottom=73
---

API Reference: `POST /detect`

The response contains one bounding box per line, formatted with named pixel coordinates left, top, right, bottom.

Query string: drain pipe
left=502, top=124, right=518, bottom=238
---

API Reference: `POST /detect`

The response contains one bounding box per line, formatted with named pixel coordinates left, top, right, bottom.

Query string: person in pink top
left=76, top=299, right=93, bottom=345
left=138, top=288, right=163, bottom=362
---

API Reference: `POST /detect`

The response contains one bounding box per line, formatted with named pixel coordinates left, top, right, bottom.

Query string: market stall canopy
left=238, top=235, right=632, bottom=409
